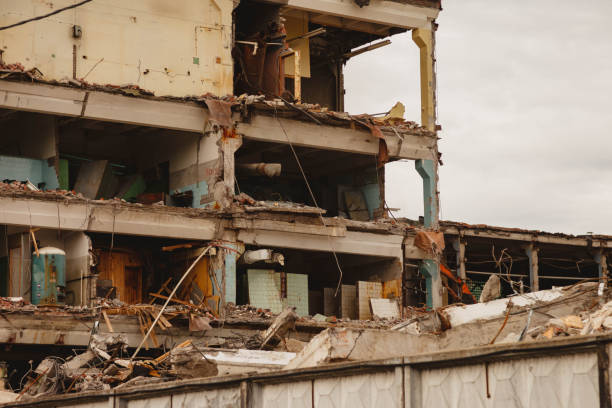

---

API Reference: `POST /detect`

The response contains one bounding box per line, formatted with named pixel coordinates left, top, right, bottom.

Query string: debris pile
left=17, top=336, right=217, bottom=401
left=528, top=299, right=612, bottom=340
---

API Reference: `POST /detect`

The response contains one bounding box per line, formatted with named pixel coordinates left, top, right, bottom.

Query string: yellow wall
left=284, top=15, right=311, bottom=78
left=0, top=0, right=234, bottom=97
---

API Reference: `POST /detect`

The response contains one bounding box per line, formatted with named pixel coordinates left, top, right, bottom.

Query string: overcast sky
left=344, top=0, right=612, bottom=235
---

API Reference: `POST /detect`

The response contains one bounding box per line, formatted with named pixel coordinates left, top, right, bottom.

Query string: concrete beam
left=442, top=226, right=612, bottom=249
left=0, top=196, right=220, bottom=240
left=0, top=80, right=435, bottom=160
left=237, top=229, right=403, bottom=259
left=0, top=80, right=208, bottom=132
left=236, top=114, right=435, bottom=160
left=286, top=0, right=439, bottom=30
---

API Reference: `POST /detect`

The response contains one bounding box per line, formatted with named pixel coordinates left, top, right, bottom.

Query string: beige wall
left=0, top=0, right=234, bottom=97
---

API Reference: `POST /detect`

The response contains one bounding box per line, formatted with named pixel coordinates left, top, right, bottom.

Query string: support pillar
left=413, top=25, right=441, bottom=309
left=420, top=259, right=442, bottom=309
left=595, top=250, right=608, bottom=285
left=452, top=235, right=467, bottom=281
left=210, top=241, right=244, bottom=316
left=415, top=160, right=438, bottom=229
left=525, top=244, right=539, bottom=292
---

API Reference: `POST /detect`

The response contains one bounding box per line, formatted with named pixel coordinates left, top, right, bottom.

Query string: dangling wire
left=273, top=106, right=345, bottom=296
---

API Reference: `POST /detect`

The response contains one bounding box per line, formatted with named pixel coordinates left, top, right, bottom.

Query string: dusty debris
left=170, top=345, right=219, bottom=379
left=260, top=307, right=299, bottom=350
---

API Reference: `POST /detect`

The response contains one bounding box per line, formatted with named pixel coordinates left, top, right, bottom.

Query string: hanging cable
left=0, top=0, right=93, bottom=31
left=273, top=106, right=345, bottom=296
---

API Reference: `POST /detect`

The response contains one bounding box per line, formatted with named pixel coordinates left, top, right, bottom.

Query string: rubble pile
left=16, top=335, right=209, bottom=402
left=528, top=299, right=612, bottom=340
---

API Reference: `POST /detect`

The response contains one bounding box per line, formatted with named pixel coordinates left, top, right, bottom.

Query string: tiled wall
left=247, top=270, right=283, bottom=314
left=340, top=285, right=357, bottom=319
left=287, top=273, right=308, bottom=317
left=357, top=281, right=383, bottom=320
left=247, top=270, right=309, bottom=316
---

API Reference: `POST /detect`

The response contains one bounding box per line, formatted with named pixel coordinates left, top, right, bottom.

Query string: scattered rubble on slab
left=5, top=281, right=612, bottom=402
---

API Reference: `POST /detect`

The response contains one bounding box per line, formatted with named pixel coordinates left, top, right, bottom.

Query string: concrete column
left=452, top=236, right=467, bottom=281
left=413, top=24, right=441, bottom=310
left=420, top=259, right=442, bottom=309
left=415, top=160, right=438, bottom=229
left=222, top=134, right=242, bottom=195
left=209, top=241, right=244, bottom=315
left=416, top=158, right=441, bottom=309
left=525, top=244, right=539, bottom=292
left=595, top=251, right=608, bottom=285
left=412, top=26, right=436, bottom=132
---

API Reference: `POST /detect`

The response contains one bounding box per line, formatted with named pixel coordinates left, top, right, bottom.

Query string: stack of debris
left=14, top=309, right=304, bottom=402
left=526, top=299, right=612, bottom=340
left=17, top=335, right=216, bottom=401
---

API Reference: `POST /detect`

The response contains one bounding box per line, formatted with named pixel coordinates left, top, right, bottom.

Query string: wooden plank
left=102, top=311, right=114, bottom=333
left=149, top=293, right=198, bottom=308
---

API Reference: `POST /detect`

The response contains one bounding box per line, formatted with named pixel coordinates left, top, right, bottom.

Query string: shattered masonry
left=0, top=0, right=610, bottom=406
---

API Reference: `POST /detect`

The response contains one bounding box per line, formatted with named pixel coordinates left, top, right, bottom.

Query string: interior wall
left=0, top=113, right=60, bottom=190
left=168, top=131, right=223, bottom=208
left=65, top=232, right=92, bottom=306
left=8, top=233, right=31, bottom=301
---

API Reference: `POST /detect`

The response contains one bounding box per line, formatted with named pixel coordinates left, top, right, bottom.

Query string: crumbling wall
left=0, top=0, right=234, bottom=97
left=168, top=131, right=223, bottom=208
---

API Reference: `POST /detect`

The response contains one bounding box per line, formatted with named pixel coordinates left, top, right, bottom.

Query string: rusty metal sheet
left=204, top=98, right=234, bottom=128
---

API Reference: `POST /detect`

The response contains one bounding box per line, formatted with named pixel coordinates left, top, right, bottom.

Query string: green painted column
left=416, top=159, right=442, bottom=309
left=419, top=259, right=442, bottom=309
left=415, top=159, right=438, bottom=229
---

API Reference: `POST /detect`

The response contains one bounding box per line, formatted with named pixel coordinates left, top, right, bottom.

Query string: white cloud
left=345, top=0, right=612, bottom=235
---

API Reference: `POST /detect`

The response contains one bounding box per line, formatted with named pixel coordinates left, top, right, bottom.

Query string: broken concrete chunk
left=480, top=274, right=501, bottom=303
left=370, top=298, right=400, bottom=319
left=189, top=314, right=212, bottom=332
left=170, top=346, right=218, bottom=379
left=260, top=307, right=299, bottom=350
left=561, top=315, right=583, bottom=329
left=61, top=350, right=96, bottom=376
left=312, top=313, right=327, bottom=322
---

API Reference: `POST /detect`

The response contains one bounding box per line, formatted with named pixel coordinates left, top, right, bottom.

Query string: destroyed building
left=0, top=0, right=611, bottom=406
